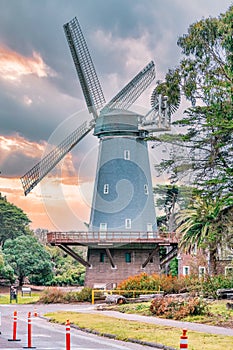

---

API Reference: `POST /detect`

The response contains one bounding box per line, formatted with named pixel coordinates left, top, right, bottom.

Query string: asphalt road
left=0, top=304, right=164, bottom=350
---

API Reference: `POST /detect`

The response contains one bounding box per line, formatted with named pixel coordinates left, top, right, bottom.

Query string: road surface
left=0, top=304, right=165, bottom=350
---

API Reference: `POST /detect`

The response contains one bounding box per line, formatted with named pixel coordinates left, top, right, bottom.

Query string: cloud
left=0, top=44, right=56, bottom=82
left=0, top=134, right=46, bottom=177
left=92, top=29, right=154, bottom=101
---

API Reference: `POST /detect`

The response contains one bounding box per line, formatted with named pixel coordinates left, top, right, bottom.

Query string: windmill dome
left=94, top=109, right=143, bottom=137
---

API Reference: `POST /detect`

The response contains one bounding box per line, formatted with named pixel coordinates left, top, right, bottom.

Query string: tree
left=150, top=6, right=233, bottom=270
left=47, top=246, right=86, bottom=286
left=3, top=235, right=53, bottom=285
left=154, top=184, right=193, bottom=231
left=150, top=6, right=233, bottom=197
left=176, top=196, right=233, bottom=275
left=0, top=248, right=14, bottom=284
left=0, top=193, right=31, bottom=246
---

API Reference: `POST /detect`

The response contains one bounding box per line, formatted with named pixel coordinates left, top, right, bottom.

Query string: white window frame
left=124, top=150, right=130, bottom=160
left=147, top=223, right=153, bottom=233
left=183, top=266, right=190, bottom=276
left=199, top=266, right=206, bottom=278
left=99, top=223, right=107, bottom=231
left=144, top=184, right=149, bottom=195
left=103, top=184, right=109, bottom=194
left=225, top=266, right=233, bottom=277
left=191, top=243, right=197, bottom=255
left=125, top=218, right=131, bottom=229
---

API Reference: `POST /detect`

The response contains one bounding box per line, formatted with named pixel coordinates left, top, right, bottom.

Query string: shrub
left=38, top=287, right=66, bottom=304
left=199, top=275, right=233, bottom=298
left=117, top=273, right=233, bottom=298
left=73, top=287, right=92, bottom=302
left=150, top=296, right=208, bottom=320
left=118, top=273, right=197, bottom=294
left=38, top=287, right=92, bottom=304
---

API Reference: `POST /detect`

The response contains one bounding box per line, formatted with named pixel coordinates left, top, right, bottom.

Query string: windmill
left=21, top=17, right=178, bottom=287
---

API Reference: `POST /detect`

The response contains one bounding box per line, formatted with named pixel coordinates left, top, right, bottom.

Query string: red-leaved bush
left=150, top=296, right=208, bottom=319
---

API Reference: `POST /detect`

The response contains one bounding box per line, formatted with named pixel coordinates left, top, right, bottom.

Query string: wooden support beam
left=142, top=247, right=159, bottom=268
left=160, top=246, right=178, bottom=267
left=58, top=244, right=91, bottom=268
left=105, top=248, right=116, bottom=268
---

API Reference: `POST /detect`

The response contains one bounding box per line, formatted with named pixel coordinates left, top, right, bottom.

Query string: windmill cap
left=94, top=109, right=144, bottom=137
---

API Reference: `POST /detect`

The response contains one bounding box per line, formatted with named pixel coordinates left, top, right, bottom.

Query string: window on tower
left=99, top=223, right=107, bottom=231
left=124, top=150, right=130, bottom=160
left=147, top=223, right=153, bottom=232
left=103, top=184, right=109, bottom=194
left=125, top=252, right=132, bottom=263
left=125, top=218, right=131, bottom=229
left=100, top=252, right=105, bottom=263
left=144, top=184, right=149, bottom=195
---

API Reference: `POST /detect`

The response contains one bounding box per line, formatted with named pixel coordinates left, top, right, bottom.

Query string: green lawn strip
left=44, top=311, right=233, bottom=350
left=0, top=293, right=40, bottom=304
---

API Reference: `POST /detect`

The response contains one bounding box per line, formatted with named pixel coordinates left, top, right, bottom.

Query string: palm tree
left=176, top=195, right=233, bottom=275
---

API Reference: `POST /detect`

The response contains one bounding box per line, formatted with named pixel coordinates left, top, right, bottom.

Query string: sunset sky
left=0, top=0, right=231, bottom=232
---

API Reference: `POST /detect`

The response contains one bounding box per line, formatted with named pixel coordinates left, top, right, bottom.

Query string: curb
left=41, top=315, right=176, bottom=349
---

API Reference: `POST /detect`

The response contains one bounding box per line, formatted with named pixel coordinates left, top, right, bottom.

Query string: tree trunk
left=208, top=246, right=218, bottom=275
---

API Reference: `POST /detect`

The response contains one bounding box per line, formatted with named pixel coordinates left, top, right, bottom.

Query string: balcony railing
left=47, top=231, right=177, bottom=245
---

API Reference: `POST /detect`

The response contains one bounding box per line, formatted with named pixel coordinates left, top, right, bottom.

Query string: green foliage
left=200, top=275, right=233, bottom=299
left=0, top=249, right=14, bottom=283
left=150, top=296, right=208, bottom=320
left=49, top=267, right=85, bottom=286
left=0, top=194, right=31, bottom=246
left=150, top=6, right=233, bottom=197
left=176, top=196, right=233, bottom=274
left=154, top=184, right=194, bottom=231
left=151, top=7, right=233, bottom=272
left=74, top=287, right=92, bottom=302
left=46, top=246, right=86, bottom=286
left=3, top=235, right=53, bottom=285
left=0, top=196, right=86, bottom=287
left=169, top=258, right=178, bottom=277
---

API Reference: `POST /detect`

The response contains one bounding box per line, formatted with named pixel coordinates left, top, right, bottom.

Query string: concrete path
left=86, top=305, right=233, bottom=337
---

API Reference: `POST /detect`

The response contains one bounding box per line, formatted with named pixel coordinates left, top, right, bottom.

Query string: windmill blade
left=21, top=120, right=94, bottom=196
left=102, top=61, right=155, bottom=112
left=64, top=17, right=105, bottom=118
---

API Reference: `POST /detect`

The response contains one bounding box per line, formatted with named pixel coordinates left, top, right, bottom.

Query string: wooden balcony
left=47, top=231, right=177, bottom=246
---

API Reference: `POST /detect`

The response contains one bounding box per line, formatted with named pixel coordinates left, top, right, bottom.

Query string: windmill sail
left=21, top=120, right=94, bottom=196
left=102, top=61, right=155, bottom=112
left=64, top=17, right=105, bottom=118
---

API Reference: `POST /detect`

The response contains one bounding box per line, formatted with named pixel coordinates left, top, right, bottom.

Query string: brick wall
left=85, top=247, right=160, bottom=287
left=178, top=251, right=232, bottom=276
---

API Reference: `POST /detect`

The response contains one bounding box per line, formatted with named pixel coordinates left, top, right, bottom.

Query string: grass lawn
left=44, top=310, right=233, bottom=350
left=0, top=292, right=40, bottom=304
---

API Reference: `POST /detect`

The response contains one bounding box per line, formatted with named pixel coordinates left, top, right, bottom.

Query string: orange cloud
left=0, top=175, right=91, bottom=231
left=0, top=44, right=55, bottom=81
left=0, top=134, right=45, bottom=156
left=0, top=134, right=92, bottom=231
left=0, top=134, right=46, bottom=178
